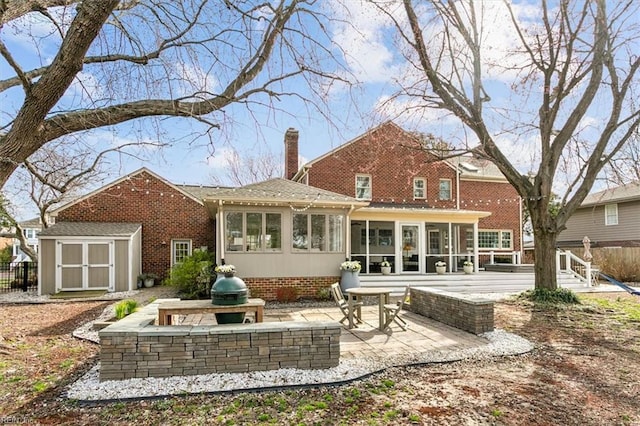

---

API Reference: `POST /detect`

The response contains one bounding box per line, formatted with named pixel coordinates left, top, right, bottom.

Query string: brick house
left=37, top=122, right=522, bottom=298
left=288, top=122, right=522, bottom=274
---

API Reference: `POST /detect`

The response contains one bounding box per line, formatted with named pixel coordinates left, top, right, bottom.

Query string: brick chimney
left=284, top=128, right=299, bottom=180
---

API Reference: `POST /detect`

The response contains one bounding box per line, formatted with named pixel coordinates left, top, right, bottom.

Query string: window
left=225, top=212, right=282, bottom=252
left=23, top=229, right=38, bottom=239
left=478, top=230, right=513, bottom=250
left=356, top=175, right=371, bottom=200
left=413, top=178, right=426, bottom=199
left=293, top=213, right=344, bottom=252
left=172, top=240, right=192, bottom=265
left=439, top=179, right=451, bottom=200
left=605, top=204, right=618, bottom=226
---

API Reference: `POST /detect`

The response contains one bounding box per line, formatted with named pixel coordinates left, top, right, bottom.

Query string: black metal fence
left=0, top=262, right=38, bottom=293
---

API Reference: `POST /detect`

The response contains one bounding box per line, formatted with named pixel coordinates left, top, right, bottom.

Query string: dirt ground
left=1, top=291, right=638, bottom=425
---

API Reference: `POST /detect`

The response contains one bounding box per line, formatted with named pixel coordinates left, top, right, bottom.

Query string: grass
left=518, top=287, right=580, bottom=304
left=114, top=299, right=138, bottom=319
left=579, top=294, right=640, bottom=321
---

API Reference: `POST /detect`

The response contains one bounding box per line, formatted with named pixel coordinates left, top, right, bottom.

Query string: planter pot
left=381, top=266, right=391, bottom=275
left=340, top=270, right=360, bottom=292
left=435, top=266, right=446, bottom=275
left=463, top=265, right=474, bottom=274
left=144, top=278, right=155, bottom=288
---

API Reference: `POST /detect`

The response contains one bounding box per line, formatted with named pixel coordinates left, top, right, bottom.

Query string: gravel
left=1, top=290, right=533, bottom=402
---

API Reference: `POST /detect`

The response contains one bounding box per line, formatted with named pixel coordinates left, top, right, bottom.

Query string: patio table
left=158, top=298, right=265, bottom=325
left=345, top=287, right=393, bottom=331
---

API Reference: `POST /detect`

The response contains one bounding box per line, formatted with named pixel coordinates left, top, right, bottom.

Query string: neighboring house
left=38, top=122, right=523, bottom=298
left=557, top=181, right=640, bottom=250
left=12, top=218, right=42, bottom=262
left=289, top=122, right=522, bottom=274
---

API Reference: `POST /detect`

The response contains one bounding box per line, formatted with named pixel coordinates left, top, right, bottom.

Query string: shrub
left=316, top=287, right=331, bottom=301
left=275, top=287, right=298, bottom=303
left=519, top=287, right=580, bottom=304
left=164, top=250, right=214, bottom=299
left=114, top=299, right=138, bottom=319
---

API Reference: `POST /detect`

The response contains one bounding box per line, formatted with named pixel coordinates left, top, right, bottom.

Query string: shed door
left=57, top=241, right=114, bottom=291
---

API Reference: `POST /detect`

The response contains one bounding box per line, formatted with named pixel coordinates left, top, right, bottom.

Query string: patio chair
left=383, top=286, right=410, bottom=332
left=330, top=282, right=362, bottom=325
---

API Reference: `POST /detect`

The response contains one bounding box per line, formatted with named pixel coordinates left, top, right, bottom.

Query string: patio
left=168, top=304, right=491, bottom=362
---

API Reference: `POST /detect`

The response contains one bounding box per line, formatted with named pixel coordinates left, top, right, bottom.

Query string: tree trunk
left=532, top=229, right=559, bottom=290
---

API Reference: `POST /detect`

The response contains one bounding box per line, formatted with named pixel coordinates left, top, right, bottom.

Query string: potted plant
left=435, top=261, right=447, bottom=275
left=380, top=260, right=392, bottom=275
left=463, top=260, right=474, bottom=274
left=139, top=273, right=159, bottom=288
left=339, top=260, right=361, bottom=292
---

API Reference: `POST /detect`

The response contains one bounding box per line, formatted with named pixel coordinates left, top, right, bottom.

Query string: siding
left=558, top=200, right=640, bottom=245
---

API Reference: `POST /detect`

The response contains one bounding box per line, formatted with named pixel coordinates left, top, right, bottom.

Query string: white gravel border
left=66, top=329, right=533, bottom=402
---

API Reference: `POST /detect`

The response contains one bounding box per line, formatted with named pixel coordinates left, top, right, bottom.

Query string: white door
left=57, top=241, right=114, bottom=291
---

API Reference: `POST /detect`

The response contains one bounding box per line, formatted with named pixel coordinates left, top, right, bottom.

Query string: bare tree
left=604, top=128, right=640, bottom=186
left=371, top=0, right=640, bottom=289
left=210, top=147, right=283, bottom=186
left=0, top=0, right=348, bottom=187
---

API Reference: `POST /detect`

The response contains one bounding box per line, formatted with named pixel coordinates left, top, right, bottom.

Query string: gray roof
left=18, top=217, right=43, bottom=229
left=581, top=181, right=640, bottom=207
left=39, top=222, right=141, bottom=237
left=177, top=184, right=231, bottom=200
left=204, top=178, right=364, bottom=206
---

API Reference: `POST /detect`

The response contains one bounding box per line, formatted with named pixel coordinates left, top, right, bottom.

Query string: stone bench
left=407, top=287, right=494, bottom=335
left=99, top=299, right=341, bottom=381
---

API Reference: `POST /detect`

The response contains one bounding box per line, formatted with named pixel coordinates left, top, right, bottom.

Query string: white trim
left=438, top=178, right=452, bottom=200
left=355, top=174, right=372, bottom=200
left=604, top=203, right=618, bottom=226
left=413, top=177, right=426, bottom=199
left=171, top=239, right=193, bottom=267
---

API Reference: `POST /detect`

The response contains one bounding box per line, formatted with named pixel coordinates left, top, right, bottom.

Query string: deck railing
left=556, top=249, right=592, bottom=287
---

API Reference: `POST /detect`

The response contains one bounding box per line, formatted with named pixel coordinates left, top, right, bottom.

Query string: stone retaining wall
left=407, top=287, right=494, bottom=334
left=99, top=300, right=341, bottom=381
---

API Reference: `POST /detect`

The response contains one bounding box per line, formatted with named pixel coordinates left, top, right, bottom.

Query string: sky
left=1, top=0, right=637, bottom=220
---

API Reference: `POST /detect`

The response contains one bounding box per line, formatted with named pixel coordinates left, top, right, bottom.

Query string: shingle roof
left=447, top=156, right=506, bottom=180
left=177, top=184, right=231, bottom=200
left=203, top=178, right=365, bottom=206
left=39, top=222, right=141, bottom=237
left=581, top=181, right=640, bottom=206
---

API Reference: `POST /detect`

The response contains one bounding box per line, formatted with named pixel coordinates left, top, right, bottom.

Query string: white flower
left=215, top=264, right=236, bottom=274
left=340, top=261, right=361, bottom=272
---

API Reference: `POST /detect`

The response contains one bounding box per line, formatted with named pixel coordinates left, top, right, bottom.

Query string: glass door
left=401, top=224, right=420, bottom=273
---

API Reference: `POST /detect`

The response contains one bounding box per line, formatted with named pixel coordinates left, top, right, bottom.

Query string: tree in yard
left=209, top=146, right=283, bottom=186
left=0, top=0, right=347, bottom=188
left=370, top=0, right=640, bottom=289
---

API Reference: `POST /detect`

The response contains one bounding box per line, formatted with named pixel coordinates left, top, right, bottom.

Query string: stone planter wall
left=407, top=287, right=494, bottom=334
left=99, top=300, right=341, bottom=381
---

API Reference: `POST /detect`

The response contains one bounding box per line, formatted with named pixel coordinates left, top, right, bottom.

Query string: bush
left=114, top=299, right=138, bottom=319
left=275, top=287, right=298, bottom=303
left=0, top=246, right=12, bottom=263
left=164, top=250, right=214, bottom=299
left=519, top=287, right=580, bottom=304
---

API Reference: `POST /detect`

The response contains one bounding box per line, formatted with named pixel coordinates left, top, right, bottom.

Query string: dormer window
left=356, top=175, right=371, bottom=200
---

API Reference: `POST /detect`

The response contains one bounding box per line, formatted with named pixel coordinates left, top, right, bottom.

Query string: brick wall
left=408, top=287, right=494, bottom=334
left=56, top=170, right=216, bottom=279
left=99, top=301, right=341, bottom=381
left=244, top=276, right=338, bottom=301
left=307, top=123, right=458, bottom=209
left=304, top=122, right=522, bottom=251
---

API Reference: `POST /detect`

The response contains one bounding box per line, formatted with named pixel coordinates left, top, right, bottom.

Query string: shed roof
left=39, top=222, right=141, bottom=237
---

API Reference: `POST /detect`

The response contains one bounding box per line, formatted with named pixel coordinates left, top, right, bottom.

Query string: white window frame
left=355, top=174, right=372, bottom=200
left=171, top=239, right=192, bottom=266
left=439, top=179, right=452, bottom=200
left=224, top=212, right=282, bottom=252
left=292, top=213, right=344, bottom=252
left=605, top=204, right=618, bottom=226
left=477, top=230, right=513, bottom=250
left=413, top=177, right=426, bottom=199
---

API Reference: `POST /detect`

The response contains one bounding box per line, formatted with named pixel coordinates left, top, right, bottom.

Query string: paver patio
left=169, top=304, right=490, bottom=362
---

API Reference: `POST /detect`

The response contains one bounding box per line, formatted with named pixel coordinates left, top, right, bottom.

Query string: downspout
left=218, top=200, right=225, bottom=265
left=518, top=196, right=523, bottom=264
left=473, top=221, right=479, bottom=272
left=346, top=204, right=355, bottom=260
left=456, top=163, right=460, bottom=210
